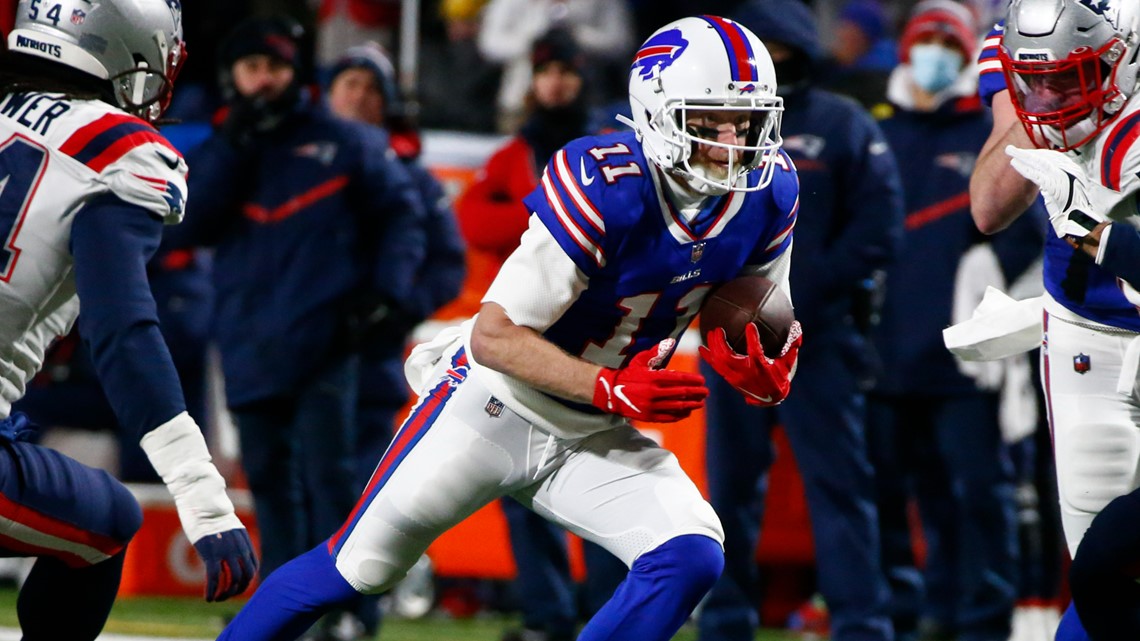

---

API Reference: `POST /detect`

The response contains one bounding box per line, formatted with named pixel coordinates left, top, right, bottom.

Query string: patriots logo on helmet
left=632, top=28, right=689, bottom=80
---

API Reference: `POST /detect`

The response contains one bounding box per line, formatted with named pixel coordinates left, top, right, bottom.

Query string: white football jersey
left=0, top=92, right=187, bottom=417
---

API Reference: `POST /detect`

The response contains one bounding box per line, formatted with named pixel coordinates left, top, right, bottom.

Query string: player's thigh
left=0, top=441, right=141, bottom=566
left=331, top=365, right=540, bottom=592
left=522, top=425, right=723, bottom=568
left=1044, top=318, right=1140, bottom=553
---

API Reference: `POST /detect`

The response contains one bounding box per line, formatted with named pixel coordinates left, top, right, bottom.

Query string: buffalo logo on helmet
left=1073, top=353, right=1091, bottom=374
left=632, top=28, right=689, bottom=80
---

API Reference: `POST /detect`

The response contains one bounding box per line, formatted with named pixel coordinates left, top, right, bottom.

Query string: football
left=699, top=275, right=795, bottom=358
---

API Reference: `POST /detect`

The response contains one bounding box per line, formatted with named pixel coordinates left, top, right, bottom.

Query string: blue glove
left=0, top=413, right=37, bottom=443
left=193, top=528, right=258, bottom=602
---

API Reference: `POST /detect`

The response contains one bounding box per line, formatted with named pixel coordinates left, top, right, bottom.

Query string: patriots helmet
left=8, top=0, right=186, bottom=123
left=1000, top=0, right=1140, bottom=151
left=623, top=16, right=783, bottom=194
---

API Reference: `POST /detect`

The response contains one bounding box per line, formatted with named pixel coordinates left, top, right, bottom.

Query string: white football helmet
left=1000, top=0, right=1140, bottom=150
left=8, top=0, right=186, bottom=122
left=622, top=16, right=783, bottom=194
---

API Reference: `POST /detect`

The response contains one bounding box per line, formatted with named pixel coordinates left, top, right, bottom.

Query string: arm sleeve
left=71, top=193, right=186, bottom=439
left=355, top=128, right=428, bottom=305
left=792, top=111, right=904, bottom=315
left=1096, top=222, right=1140, bottom=287
left=483, top=215, right=588, bottom=332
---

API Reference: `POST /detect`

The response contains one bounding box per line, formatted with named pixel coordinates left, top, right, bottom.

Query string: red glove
left=592, top=339, right=708, bottom=422
left=699, top=321, right=802, bottom=406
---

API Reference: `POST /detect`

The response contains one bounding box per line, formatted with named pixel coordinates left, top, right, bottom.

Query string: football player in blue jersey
left=969, top=1, right=1140, bottom=639
left=218, top=15, right=802, bottom=641
left=0, top=1, right=257, bottom=640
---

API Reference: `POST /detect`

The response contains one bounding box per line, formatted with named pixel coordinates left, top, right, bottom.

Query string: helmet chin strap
left=1043, top=116, right=1097, bottom=150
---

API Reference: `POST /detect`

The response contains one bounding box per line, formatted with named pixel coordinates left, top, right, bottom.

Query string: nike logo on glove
left=580, top=158, right=595, bottom=186
left=613, top=384, right=640, bottom=413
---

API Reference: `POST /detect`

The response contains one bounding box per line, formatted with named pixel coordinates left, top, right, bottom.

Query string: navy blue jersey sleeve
left=978, top=22, right=1006, bottom=107
left=1100, top=223, right=1140, bottom=287
left=71, top=193, right=186, bottom=439
left=352, top=125, right=427, bottom=305
left=405, top=159, right=465, bottom=321
left=522, top=144, right=613, bottom=277
left=793, top=108, right=904, bottom=313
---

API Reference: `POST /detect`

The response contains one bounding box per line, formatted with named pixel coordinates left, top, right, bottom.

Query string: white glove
left=1005, top=145, right=1110, bottom=238
left=140, top=412, right=245, bottom=543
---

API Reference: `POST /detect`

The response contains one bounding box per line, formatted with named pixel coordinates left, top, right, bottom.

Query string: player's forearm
left=971, top=95, right=1040, bottom=234
left=971, top=129, right=1038, bottom=234
left=470, top=303, right=600, bottom=404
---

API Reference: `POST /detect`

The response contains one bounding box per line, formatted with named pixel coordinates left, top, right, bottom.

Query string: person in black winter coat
left=700, top=2, right=905, bottom=641
left=167, top=17, right=427, bottom=589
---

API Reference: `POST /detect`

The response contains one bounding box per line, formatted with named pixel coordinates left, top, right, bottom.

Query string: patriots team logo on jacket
left=632, top=29, right=688, bottom=80
left=1073, top=352, right=1091, bottom=374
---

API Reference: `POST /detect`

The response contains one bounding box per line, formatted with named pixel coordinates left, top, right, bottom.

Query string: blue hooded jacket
left=733, top=1, right=905, bottom=361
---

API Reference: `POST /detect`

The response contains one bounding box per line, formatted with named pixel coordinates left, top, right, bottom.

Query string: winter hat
left=330, top=42, right=400, bottom=107
left=899, top=0, right=978, bottom=63
left=219, top=16, right=305, bottom=69
left=531, top=29, right=584, bottom=73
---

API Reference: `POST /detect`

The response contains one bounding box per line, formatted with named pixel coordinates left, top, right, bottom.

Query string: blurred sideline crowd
left=0, top=1, right=1065, bottom=641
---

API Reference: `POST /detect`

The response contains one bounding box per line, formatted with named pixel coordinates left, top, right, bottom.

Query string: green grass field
left=0, top=587, right=814, bottom=640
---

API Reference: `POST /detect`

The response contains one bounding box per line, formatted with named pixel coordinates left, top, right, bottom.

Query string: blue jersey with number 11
left=522, top=130, right=799, bottom=369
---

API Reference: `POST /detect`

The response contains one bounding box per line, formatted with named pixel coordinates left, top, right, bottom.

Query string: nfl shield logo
left=71, top=9, right=86, bottom=24
left=1073, top=353, right=1091, bottom=374
left=690, top=242, right=705, bottom=263
left=485, top=396, right=504, bottom=418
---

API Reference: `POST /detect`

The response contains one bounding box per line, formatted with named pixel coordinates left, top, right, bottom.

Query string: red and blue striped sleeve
left=1099, top=109, right=1140, bottom=193
left=59, top=112, right=181, bottom=174
left=978, top=22, right=1007, bottom=107
left=522, top=146, right=608, bottom=275
left=752, top=150, right=798, bottom=263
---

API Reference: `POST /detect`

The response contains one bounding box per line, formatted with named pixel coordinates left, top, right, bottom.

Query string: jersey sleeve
left=746, top=149, right=798, bottom=267
left=59, top=112, right=188, bottom=224
left=978, top=22, right=1007, bottom=107
left=521, top=143, right=611, bottom=277
left=483, top=215, right=588, bottom=332
left=1098, top=108, right=1140, bottom=196
left=101, top=142, right=188, bottom=225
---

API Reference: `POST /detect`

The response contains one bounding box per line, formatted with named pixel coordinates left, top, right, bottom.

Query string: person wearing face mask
left=697, top=2, right=906, bottom=641
left=868, top=2, right=1048, bottom=640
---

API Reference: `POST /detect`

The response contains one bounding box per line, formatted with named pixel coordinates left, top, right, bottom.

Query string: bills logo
left=1073, top=353, right=1091, bottom=374
left=632, top=28, right=688, bottom=80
